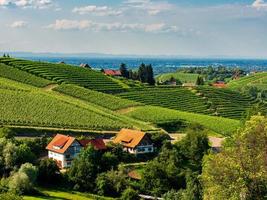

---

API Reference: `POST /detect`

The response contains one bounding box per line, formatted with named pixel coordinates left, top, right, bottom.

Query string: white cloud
left=73, top=5, right=122, bottom=16
left=0, top=0, right=52, bottom=9
left=124, top=0, right=173, bottom=15
left=46, top=19, right=179, bottom=33
left=252, top=0, right=267, bottom=10
left=9, top=20, right=28, bottom=28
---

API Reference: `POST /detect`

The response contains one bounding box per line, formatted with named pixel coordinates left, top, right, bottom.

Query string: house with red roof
left=46, top=134, right=106, bottom=168
left=103, top=69, right=122, bottom=76
left=113, top=129, right=154, bottom=154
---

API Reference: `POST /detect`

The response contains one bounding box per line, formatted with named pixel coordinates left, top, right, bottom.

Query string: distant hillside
left=228, top=72, right=267, bottom=90
left=156, top=72, right=200, bottom=84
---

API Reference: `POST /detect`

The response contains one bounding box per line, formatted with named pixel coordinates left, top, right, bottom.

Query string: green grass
left=228, top=72, right=267, bottom=90
left=156, top=72, right=200, bottom=83
left=24, top=188, right=116, bottom=200
left=0, top=58, right=125, bottom=92
left=116, top=87, right=209, bottom=114
left=125, top=106, right=240, bottom=136
left=0, top=63, right=52, bottom=87
left=54, top=84, right=142, bottom=111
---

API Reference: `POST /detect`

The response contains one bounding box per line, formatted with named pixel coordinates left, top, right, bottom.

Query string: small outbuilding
left=80, top=63, right=91, bottom=69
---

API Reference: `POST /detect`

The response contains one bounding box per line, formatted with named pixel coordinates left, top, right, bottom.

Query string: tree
left=138, top=63, right=146, bottom=83
left=37, top=158, right=60, bottom=185
left=147, top=64, right=155, bottom=85
left=121, top=187, right=139, bottom=200
left=0, top=193, right=22, bottom=200
left=68, top=145, right=103, bottom=191
left=96, top=168, right=129, bottom=197
left=163, top=189, right=184, bottom=200
left=120, top=63, right=129, bottom=78
left=196, top=76, right=204, bottom=85
left=202, top=115, right=267, bottom=200
left=9, top=163, right=38, bottom=194
left=0, top=128, right=15, bottom=139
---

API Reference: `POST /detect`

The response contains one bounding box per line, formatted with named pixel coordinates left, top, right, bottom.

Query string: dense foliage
left=202, top=115, right=267, bottom=200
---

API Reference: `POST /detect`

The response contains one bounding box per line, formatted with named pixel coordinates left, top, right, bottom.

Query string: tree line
left=120, top=63, right=155, bottom=85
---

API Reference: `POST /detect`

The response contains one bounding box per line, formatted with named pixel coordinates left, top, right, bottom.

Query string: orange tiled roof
left=46, top=134, right=77, bottom=154
left=104, top=69, right=121, bottom=76
left=113, top=129, right=146, bottom=148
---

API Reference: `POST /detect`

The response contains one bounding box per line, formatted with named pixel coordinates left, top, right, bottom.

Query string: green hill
left=0, top=58, right=127, bottom=92
left=125, top=106, right=240, bottom=136
left=228, top=72, right=267, bottom=90
left=156, top=72, right=200, bottom=84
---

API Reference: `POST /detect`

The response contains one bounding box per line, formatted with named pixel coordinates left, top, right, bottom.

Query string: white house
left=113, top=129, right=154, bottom=154
left=46, top=134, right=106, bottom=168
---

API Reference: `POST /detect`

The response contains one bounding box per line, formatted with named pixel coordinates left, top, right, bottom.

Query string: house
left=46, top=134, right=106, bottom=168
left=209, top=137, right=224, bottom=153
left=103, top=69, right=122, bottom=76
left=113, top=129, right=154, bottom=154
left=80, top=63, right=91, bottom=69
left=212, top=82, right=226, bottom=88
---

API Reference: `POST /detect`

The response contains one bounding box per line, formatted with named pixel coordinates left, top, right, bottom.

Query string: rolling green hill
left=156, top=72, right=200, bottom=83
left=124, top=106, right=240, bottom=136
left=228, top=72, right=267, bottom=90
left=0, top=58, right=127, bottom=92
left=116, top=87, right=210, bottom=114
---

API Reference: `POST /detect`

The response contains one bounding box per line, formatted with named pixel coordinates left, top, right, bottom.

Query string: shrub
left=121, top=187, right=139, bottom=200
left=37, top=158, right=60, bottom=185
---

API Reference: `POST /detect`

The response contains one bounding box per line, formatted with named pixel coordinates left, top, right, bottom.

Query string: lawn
left=23, top=188, right=116, bottom=200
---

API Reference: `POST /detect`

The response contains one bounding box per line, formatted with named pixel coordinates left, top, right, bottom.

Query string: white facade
left=124, top=145, right=154, bottom=154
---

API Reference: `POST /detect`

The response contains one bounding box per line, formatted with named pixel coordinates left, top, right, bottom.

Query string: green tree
left=196, top=76, right=204, bottom=85
left=121, top=187, right=139, bottom=200
left=0, top=128, right=15, bottom=139
left=202, top=115, right=267, bottom=200
left=0, top=193, right=22, bottom=200
left=37, top=158, right=60, bottom=185
left=147, top=64, right=155, bottom=85
left=120, top=63, right=129, bottom=78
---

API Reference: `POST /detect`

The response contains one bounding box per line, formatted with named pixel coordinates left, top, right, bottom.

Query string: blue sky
left=0, top=0, right=267, bottom=57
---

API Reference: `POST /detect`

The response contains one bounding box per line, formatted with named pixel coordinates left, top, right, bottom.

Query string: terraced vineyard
left=54, top=84, right=142, bottom=111
left=0, top=63, right=52, bottom=87
left=0, top=58, right=126, bottom=92
left=125, top=106, right=240, bottom=136
left=196, top=86, right=259, bottom=119
left=228, top=72, right=267, bottom=90
left=156, top=72, right=200, bottom=83
left=116, top=87, right=210, bottom=114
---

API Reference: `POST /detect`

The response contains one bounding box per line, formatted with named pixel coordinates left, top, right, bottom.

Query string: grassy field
left=228, top=72, right=267, bottom=90
left=156, top=72, right=200, bottom=83
left=125, top=106, right=240, bottom=136
left=24, top=188, right=115, bottom=200
left=54, top=84, right=142, bottom=111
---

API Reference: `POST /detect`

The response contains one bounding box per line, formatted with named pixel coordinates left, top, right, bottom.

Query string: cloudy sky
left=0, top=0, right=267, bottom=57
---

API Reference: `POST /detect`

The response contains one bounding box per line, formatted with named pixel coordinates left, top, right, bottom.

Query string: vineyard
left=156, top=72, right=200, bottom=83
left=228, top=72, right=267, bottom=90
left=125, top=106, right=240, bottom=136
left=54, top=84, right=142, bottom=111
left=116, top=87, right=209, bottom=114
left=0, top=63, right=52, bottom=87
left=0, top=58, right=127, bottom=92
left=196, top=87, right=259, bottom=119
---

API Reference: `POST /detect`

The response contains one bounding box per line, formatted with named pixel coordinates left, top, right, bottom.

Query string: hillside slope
left=156, top=72, right=200, bottom=83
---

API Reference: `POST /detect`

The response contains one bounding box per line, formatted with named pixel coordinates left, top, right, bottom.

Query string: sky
left=0, top=0, right=267, bottom=58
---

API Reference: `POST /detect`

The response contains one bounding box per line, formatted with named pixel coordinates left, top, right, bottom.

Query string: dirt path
left=42, top=84, right=59, bottom=91
left=116, top=106, right=143, bottom=114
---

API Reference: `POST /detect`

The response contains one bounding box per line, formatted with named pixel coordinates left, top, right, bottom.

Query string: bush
left=0, top=192, right=22, bottom=200
left=37, top=158, right=60, bottom=185
left=121, top=187, right=139, bottom=200
left=8, top=163, right=38, bottom=194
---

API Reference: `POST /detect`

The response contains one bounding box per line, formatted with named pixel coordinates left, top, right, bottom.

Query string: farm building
left=103, top=69, right=122, bottom=76
left=46, top=134, right=106, bottom=168
left=113, top=129, right=154, bottom=154
left=212, top=82, right=227, bottom=88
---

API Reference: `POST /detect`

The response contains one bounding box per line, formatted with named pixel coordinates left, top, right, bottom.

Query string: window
left=65, top=154, right=71, bottom=159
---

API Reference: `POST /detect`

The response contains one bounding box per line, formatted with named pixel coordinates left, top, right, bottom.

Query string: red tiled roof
left=113, top=129, right=146, bottom=148
left=46, top=134, right=77, bottom=154
left=213, top=83, right=227, bottom=88
left=104, top=69, right=121, bottom=76
left=79, top=139, right=107, bottom=150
